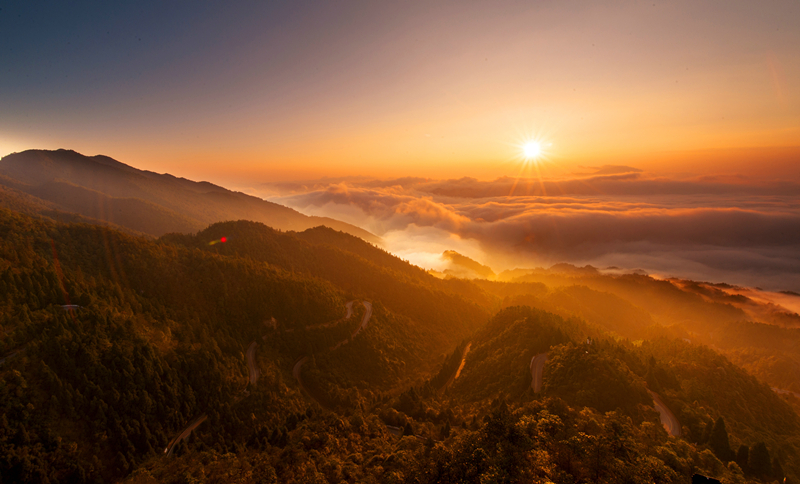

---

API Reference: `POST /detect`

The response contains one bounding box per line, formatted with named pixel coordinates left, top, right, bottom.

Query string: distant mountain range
left=0, top=149, right=379, bottom=242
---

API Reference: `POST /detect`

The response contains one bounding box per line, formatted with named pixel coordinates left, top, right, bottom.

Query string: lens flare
left=523, top=141, right=541, bottom=159
left=503, top=130, right=555, bottom=196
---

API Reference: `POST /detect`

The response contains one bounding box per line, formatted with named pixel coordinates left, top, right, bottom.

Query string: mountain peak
left=442, top=250, right=496, bottom=279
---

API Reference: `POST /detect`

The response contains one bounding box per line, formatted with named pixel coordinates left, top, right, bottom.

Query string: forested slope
left=0, top=207, right=493, bottom=483
left=487, top=267, right=800, bottom=396
left=167, top=220, right=492, bottom=352
left=0, top=208, right=349, bottom=482
left=2, top=202, right=799, bottom=483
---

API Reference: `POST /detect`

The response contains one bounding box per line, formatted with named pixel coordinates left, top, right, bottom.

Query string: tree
left=734, top=444, right=749, bottom=474
left=708, top=417, right=733, bottom=462
left=440, top=420, right=451, bottom=439
left=772, top=457, right=784, bottom=481
left=748, top=442, right=772, bottom=478
left=700, top=418, right=713, bottom=444
left=645, top=367, right=662, bottom=393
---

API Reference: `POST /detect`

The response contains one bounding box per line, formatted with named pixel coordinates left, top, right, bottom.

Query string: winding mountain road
left=529, top=353, right=549, bottom=393
left=166, top=300, right=372, bottom=455
left=345, top=300, right=354, bottom=320
left=527, top=351, right=680, bottom=437
left=454, top=343, right=471, bottom=380
left=349, top=300, right=372, bottom=336
left=439, top=343, right=472, bottom=395
left=292, top=356, right=310, bottom=396
left=165, top=338, right=264, bottom=455
left=164, top=414, right=208, bottom=456
left=648, top=390, right=681, bottom=437
left=294, top=300, right=372, bottom=399
left=284, top=300, right=358, bottom=333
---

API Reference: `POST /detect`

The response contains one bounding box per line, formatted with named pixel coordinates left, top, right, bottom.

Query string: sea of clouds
left=252, top=166, right=800, bottom=293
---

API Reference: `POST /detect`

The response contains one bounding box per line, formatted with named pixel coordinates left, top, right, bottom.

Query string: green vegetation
left=0, top=207, right=350, bottom=481
left=544, top=342, right=651, bottom=415
left=2, top=197, right=800, bottom=483
left=451, top=306, right=573, bottom=401
left=177, top=220, right=491, bottom=352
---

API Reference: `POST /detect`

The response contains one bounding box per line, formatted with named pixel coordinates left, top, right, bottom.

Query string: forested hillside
left=166, top=220, right=492, bottom=354
left=449, top=306, right=575, bottom=401
left=0, top=208, right=485, bottom=482
left=484, top=267, right=800, bottom=397
left=2, top=204, right=799, bottom=483
left=0, top=207, right=350, bottom=481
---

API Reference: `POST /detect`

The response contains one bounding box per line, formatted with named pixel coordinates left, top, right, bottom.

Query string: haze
left=2, top=0, right=799, bottom=290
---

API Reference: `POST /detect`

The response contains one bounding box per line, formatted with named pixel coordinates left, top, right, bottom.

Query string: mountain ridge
left=0, top=149, right=380, bottom=243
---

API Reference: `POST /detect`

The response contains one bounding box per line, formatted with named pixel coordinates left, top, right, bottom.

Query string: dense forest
left=2, top=203, right=800, bottom=483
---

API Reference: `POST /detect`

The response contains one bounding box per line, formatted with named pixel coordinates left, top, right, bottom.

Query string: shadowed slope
left=0, top=149, right=380, bottom=242
left=167, top=220, right=492, bottom=354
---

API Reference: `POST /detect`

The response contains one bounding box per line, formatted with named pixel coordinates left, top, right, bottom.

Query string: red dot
left=220, top=237, right=227, bottom=243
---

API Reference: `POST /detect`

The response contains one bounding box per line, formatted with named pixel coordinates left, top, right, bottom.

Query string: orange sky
left=2, top=1, right=799, bottom=184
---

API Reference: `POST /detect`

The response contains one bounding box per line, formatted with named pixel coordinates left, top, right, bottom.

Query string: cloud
left=584, top=165, right=643, bottom=175
left=264, top=174, right=800, bottom=291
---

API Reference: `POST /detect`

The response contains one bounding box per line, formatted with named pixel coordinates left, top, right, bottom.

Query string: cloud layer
left=258, top=170, right=800, bottom=292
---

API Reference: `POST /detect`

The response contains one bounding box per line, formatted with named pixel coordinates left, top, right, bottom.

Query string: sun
left=523, top=141, right=541, bottom=159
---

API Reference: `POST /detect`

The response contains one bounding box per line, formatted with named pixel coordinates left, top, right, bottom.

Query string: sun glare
left=523, top=141, right=541, bottom=159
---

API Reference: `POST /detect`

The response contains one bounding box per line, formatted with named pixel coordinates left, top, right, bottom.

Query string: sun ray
left=502, top=130, right=554, bottom=196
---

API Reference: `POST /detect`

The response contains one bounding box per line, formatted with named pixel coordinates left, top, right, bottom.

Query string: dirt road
left=526, top=351, right=680, bottom=437
left=345, top=300, right=354, bottom=320
left=529, top=353, right=549, bottom=393
left=454, top=343, right=471, bottom=380
left=164, top=414, right=208, bottom=455
left=353, top=301, right=372, bottom=336
left=292, top=356, right=310, bottom=394
left=285, top=300, right=357, bottom=333
left=166, top=340, right=262, bottom=455
left=166, top=301, right=372, bottom=456
left=330, top=301, right=372, bottom=351
left=439, top=343, right=472, bottom=394
left=294, top=301, right=372, bottom=397
left=648, top=390, right=681, bottom=437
